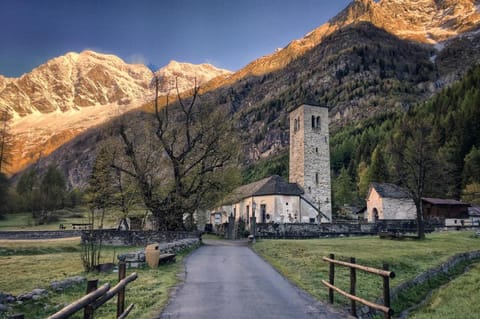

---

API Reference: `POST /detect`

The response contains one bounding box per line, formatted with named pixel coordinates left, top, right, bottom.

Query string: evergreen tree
left=462, top=146, right=480, bottom=186
left=85, top=146, right=116, bottom=229
left=16, top=168, right=41, bottom=223
left=357, top=161, right=370, bottom=200
left=0, top=173, right=9, bottom=218
left=40, top=165, right=67, bottom=214
left=333, top=167, right=355, bottom=209
left=369, top=146, right=389, bottom=183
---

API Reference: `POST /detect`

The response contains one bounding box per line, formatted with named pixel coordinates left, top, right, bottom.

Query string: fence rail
left=47, top=262, right=137, bottom=319
left=321, top=254, right=395, bottom=319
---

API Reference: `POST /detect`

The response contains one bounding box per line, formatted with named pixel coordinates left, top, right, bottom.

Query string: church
left=209, top=104, right=332, bottom=225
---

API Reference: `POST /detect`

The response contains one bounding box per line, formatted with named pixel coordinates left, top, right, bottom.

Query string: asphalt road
left=159, top=239, right=349, bottom=319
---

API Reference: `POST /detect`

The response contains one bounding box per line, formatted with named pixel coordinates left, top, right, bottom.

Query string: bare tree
left=112, top=77, right=239, bottom=230
left=390, top=115, right=445, bottom=239
left=0, top=107, right=13, bottom=174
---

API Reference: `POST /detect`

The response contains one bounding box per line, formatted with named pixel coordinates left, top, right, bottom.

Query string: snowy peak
left=0, top=50, right=230, bottom=173
left=0, top=50, right=152, bottom=118
left=155, top=60, right=232, bottom=93
left=331, top=0, right=480, bottom=42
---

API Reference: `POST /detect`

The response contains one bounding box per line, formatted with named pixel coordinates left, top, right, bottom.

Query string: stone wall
left=254, top=220, right=441, bottom=238
left=0, top=230, right=83, bottom=240
left=357, top=250, right=480, bottom=319
left=81, top=229, right=202, bottom=246
left=255, top=222, right=377, bottom=238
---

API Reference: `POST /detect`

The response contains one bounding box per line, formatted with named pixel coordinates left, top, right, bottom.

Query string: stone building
left=366, top=183, right=416, bottom=222
left=210, top=175, right=327, bottom=226
left=209, top=104, right=332, bottom=225
left=289, top=104, right=332, bottom=222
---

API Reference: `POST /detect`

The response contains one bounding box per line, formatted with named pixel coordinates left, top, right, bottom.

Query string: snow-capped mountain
left=211, top=0, right=480, bottom=89
left=330, top=0, right=480, bottom=43
left=156, top=60, right=232, bottom=93
left=0, top=50, right=231, bottom=173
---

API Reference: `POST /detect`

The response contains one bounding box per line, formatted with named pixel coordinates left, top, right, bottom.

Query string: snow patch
left=434, top=42, right=445, bottom=51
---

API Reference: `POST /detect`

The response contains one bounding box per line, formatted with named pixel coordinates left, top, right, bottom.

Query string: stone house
left=210, top=175, right=327, bottom=226
left=366, top=183, right=416, bottom=222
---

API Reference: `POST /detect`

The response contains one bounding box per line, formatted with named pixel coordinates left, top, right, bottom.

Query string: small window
left=311, top=115, right=315, bottom=128
left=315, top=147, right=318, bottom=153
left=309, top=218, right=316, bottom=223
left=308, top=186, right=311, bottom=193
left=286, top=202, right=288, bottom=206
left=316, top=116, right=321, bottom=130
left=315, top=173, right=319, bottom=185
left=294, top=119, right=298, bottom=132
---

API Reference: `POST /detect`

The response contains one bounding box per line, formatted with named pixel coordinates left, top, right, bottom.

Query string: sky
left=0, top=0, right=351, bottom=77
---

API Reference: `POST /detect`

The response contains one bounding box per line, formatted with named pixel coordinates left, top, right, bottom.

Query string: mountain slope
left=203, top=0, right=480, bottom=92
left=0, top=51, right=231, bottom=173
left=11, top=0, right=480, bottom=188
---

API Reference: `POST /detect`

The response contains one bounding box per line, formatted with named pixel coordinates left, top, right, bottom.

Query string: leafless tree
left=390, top=115, right=446, bottom=239
left=112, top=76, right=239, bottom=230
left=0, top=107, right=13, bottom=174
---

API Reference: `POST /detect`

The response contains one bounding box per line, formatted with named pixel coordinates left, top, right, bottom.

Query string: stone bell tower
left=289, top=104, right=332, bottom=222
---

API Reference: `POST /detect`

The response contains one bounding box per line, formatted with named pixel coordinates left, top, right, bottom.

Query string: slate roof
left=370, top=182, right=411, bottom=199
left=469, top=206, right=480, bottom=217
left=422, top=198, right=470, bottom=206
left=220, top=175, right=304, bottom=205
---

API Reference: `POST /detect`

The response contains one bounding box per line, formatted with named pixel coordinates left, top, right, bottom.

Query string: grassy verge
left=409, top=262, right=480, bottom=319
left=252, top=231, right=480, bottom=315
left=0, top=207, right=146, bottom=231
left=0, top=239, right=195, bottom=318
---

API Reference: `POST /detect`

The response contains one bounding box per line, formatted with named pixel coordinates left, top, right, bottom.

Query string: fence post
left=329, top=253, right=335, bottom=304
left=383, top=263, right=391, bottom=319
left=117, top=262, right=126, bottom=317
left=350, top=257, right=357, bottom=317
left=84, top=279, right=98, bottom=319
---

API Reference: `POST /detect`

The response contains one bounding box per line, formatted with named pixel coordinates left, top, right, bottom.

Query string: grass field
left=0, top=238, right=190, bottom=319
left=252, top=231, right=480, bottom=317
left=0, top=208, right=130, bottom=231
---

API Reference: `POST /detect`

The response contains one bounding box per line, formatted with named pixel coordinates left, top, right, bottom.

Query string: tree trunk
left=416, top=200, right=425, bottom=239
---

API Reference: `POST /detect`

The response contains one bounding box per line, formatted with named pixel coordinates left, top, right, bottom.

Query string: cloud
left=128, top=53, right=148, bottom=65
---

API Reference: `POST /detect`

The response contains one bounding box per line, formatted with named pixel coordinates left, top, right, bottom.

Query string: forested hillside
left=331, top=64, right=480, bottom=210
left=246, top=64, right=480, bottom=212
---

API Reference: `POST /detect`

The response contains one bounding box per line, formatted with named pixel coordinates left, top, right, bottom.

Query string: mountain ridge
left=5, top=0, right=480, bottom=188
left=0, top=50, right=231, bottom=173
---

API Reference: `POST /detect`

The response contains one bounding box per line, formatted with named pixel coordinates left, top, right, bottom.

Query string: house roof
left=220, top=175, right=304, bottom=205
left=469, top=206, right=480, bottom=217
left=422, top=198, right=470, bottom=206
left=370, top=182, right=410, bottom=199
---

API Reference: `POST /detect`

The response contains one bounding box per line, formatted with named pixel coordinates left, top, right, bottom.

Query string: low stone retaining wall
left=0, top=276, right=87, bottom=314
left=356, top=250, right=480, bottom=319
left=0, top=230, right=82, bottom=240
left=82, top=229, right=202, bottom=246
left=391, top=250, right=480, bottom=299
left=117, top=238, right=201, bottom=267
left=254, top=220, right=441, bottom=239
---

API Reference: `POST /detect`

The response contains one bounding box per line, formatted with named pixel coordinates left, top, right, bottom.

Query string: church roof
left=220, top=175, right=304, bottom=205
left=370, top=182, right=411, bottom=199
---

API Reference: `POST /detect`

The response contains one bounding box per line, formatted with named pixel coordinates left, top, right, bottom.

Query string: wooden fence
left=321, top=254, right=395, bottom=319
left=47, top=262, right=137, bottom=319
